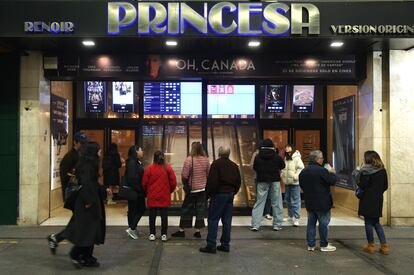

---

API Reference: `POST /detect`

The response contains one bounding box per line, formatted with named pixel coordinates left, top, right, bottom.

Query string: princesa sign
left=107, top=1, right=320, bottom=36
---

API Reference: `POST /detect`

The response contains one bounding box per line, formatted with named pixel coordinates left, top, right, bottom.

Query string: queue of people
left=48, top=132, right=390, bottom=269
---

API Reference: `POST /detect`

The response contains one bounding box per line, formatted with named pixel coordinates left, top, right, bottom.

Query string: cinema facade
left=0, top=0, right=413, bottom=226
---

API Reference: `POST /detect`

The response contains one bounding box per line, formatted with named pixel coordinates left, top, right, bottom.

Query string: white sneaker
left=250, top=227, right=259, bottom=232
left=293, top=218, right=300, bottom=227
left=283, top=217, right=292, bottom=222
left=272, top=226, right=282, bottom=231
left=320, top=244, right=337, bottom=252
left=148, top=234, right=156, bottom=241
left=264, top=214, right=272, bottom=220
left=161, top=235, right=168, bottom=242
left=307, top=246, right=316, bottom=251
left=126, top=228, right=138, bottom=240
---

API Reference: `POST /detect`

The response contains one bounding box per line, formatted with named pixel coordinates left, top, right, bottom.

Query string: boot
left=363, top=243, right=375, bottom=254
left=379, top=243, right=390, bottom=255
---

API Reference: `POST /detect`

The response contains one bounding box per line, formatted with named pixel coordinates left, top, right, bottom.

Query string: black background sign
left=57, top=55, right=360, bottom=80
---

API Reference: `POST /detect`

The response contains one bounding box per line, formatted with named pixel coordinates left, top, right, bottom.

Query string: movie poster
left=292, top=85, right=315, bottom=113
left=84, top=81, right=106, bottom=112
left=112, top=81, right=134, bottom=112
left=51, top=93, right=69, bottom=190
left=333, top=96, right=355, bottom=189
left=264, top=85, right=287, bottom=113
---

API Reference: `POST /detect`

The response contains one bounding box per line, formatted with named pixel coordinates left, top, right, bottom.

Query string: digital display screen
left=292, top=85, right=315, bottom=113
left=264, top=85, right=287, bottom=113
left=84, top=81, right=106, bottom=113
left=208, top=85, right=255, bottom=115
left=112, top=81, right=134, bottom=113
left=143, top=82, right=202, bottom=115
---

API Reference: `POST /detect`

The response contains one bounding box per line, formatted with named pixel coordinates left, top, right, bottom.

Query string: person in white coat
left=281, top=144, right=305, bottom=227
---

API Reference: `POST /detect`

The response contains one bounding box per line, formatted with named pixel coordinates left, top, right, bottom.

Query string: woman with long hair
left=125, top=145, right=146, bottom=240
left=102, top=143, right=122, bottom=205
left=142, top=150, right=177, bottom=242
left=172, top=142, right=210, bottom=239
left=281, top=144, right=304, bottom=227
left=353, top=150, right=389, bottom=255
left=66, top=142, right=111, bottom=268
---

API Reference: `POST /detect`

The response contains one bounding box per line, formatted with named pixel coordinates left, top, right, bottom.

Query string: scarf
left=352, top=164, right=384, bottom=187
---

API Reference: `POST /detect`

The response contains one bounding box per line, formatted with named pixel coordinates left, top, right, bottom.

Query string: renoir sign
left=107, top=1, right=320, bottom=36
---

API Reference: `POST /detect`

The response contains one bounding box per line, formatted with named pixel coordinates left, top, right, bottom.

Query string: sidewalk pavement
left=0, top=225, right=413, bottom=275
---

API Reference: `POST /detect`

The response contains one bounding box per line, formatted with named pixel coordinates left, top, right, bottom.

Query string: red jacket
left=142, top=163, right=177, bottom=208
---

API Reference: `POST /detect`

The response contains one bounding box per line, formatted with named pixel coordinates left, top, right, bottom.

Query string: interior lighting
left=330, top=41, right=344, bottom=48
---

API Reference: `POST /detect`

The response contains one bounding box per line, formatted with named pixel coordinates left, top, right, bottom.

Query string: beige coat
left=281, top=150, right=305, bottom=185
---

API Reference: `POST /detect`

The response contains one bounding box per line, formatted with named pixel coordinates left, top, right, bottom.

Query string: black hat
left=262, top=138, right=274, bottom=148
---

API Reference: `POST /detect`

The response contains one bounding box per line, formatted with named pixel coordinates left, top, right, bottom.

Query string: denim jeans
left=255, top=180, right=272, bottom=216
left=364, top=217, right=387, bottom=244
left=306, top=210, right=331, bottom=247
left=252, top=182, right=284, bottom=228
left=206, top=193, right=234, bottom=249
left=285, top=185, right=301, bottom=219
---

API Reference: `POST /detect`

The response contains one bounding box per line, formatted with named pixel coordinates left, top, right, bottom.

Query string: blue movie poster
left=333, top=96, right=355, bottom=189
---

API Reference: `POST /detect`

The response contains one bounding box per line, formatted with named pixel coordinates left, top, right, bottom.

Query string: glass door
left=111, top=130, right=136, bottom=177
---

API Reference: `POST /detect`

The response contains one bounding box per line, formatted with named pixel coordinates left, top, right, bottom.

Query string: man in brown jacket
left=200, top=146, right=241, bottom=254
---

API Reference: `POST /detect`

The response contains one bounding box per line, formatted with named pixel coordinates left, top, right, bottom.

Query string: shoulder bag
left=182, top=157, right=193, bottom=194
left=63, top=172, right=82, bottom=210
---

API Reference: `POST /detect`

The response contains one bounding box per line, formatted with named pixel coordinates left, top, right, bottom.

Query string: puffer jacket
left=281, top=150, right=305, bottom=185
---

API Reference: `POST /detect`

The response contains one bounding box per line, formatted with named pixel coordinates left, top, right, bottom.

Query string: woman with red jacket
left=142, top=150, right=177, bottom=242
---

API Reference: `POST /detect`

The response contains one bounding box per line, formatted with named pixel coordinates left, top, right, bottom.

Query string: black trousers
left=127, top=197, right=146, bottom=230
left=149, top=208, right=168, bottom=235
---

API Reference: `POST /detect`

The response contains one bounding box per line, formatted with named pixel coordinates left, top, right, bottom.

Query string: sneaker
left=171, top=230, right=185, bottom=238
left=193, top=231, right=202, bottom=239
left=126, top=228, right=138, bottom=240
left=148, top=234, right=156, bottom=241
left=272, top=226, right=282, bottom=231
left=199, top=246, right=217, bottom=254
left=307, top=246, right=316, bottom=251
left=321, top=244, right=337, bottom=252
left=161, top=235, right=168, bottom=242
left=283, top=217, right=292, bottom=222
left=47, top=234, right=58, bottom=255
left=217, top=245, right=230, bottom=252
left=264, top=214, right=272, bottom=220
left=293, top=219, right=300, bottom=227
left=250, top=227, right=259, bottom=232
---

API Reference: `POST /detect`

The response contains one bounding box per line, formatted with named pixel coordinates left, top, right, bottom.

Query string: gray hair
left=309, top=150, right=323, bottom=163
left=218, top=146, right=230, bottom=158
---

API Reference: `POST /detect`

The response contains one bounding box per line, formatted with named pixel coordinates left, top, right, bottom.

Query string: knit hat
left=74, top=132, right=88, bottom=144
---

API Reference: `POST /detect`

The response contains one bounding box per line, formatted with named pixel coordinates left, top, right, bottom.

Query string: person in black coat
left=48, top=132, right=88, bottom=255
left=65, top=142, right=111, bottom=268
left=299, top=150, right=337, bottom=252
left=103, top=143, right=122, bottom=205
left=251, top=139, right=286, bottom=231
left=125, top=145, right=146, bottom=240
left=353, top=151, right=389, bottom=255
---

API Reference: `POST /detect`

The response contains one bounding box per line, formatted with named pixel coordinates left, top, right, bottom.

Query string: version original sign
left=107, top=1, right=320, bottom=36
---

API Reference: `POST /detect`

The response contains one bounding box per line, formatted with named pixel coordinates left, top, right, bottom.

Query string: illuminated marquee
left=107, top=1, right=320, bottom=36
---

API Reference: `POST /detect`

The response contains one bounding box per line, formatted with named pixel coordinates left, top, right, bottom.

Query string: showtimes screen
left=112, top=81, right=134, bottom=113
left=264, top=85, right=287, bottom=113
left=208, top=84, right=255, bottom=115
left=84, top=81, right=106, bottom=113
left=143, top=82, right=202, bottom=115
left=292, top=85, right=315, bottom=113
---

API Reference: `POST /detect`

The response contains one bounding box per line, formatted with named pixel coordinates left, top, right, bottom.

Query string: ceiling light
left=248, top=41, right=261, bottom=47
left=166, top=40, right=177, bottom=47
left=330, top=41, right=344, bottom=48
left=82, top=40, right=95, bottom=47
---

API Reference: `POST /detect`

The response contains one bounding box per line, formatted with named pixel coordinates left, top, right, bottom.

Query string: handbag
left=355, top=187, right=364, bottom=199
left=118, top=165, right=138, bottom=201
left=64, top=173, right=82, bottom=210
left=182, top=157, right=193, bottom=194
left=118, top=184, right=138, bottom=201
